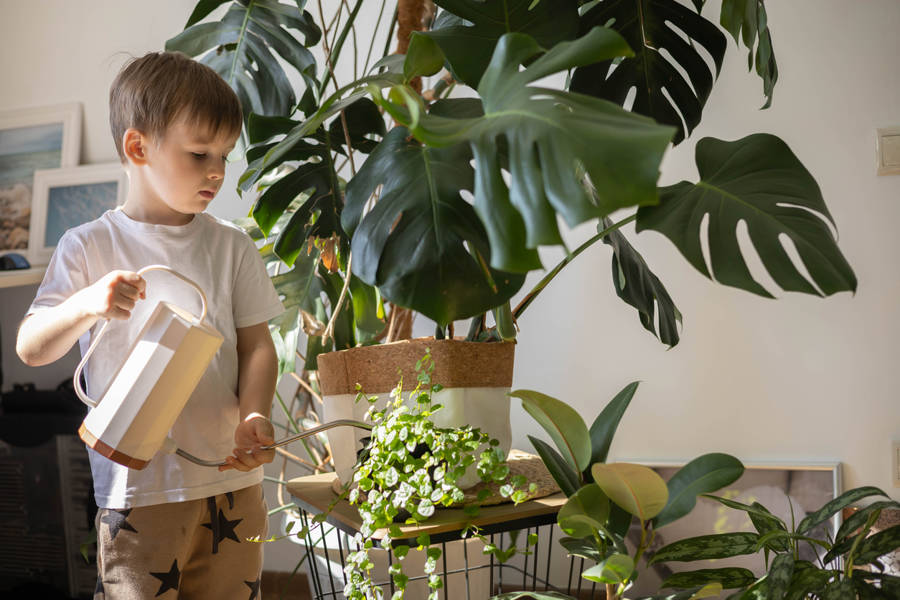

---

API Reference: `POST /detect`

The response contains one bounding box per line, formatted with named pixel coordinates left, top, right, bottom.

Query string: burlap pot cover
left=316, top=338, right=516, bottom=487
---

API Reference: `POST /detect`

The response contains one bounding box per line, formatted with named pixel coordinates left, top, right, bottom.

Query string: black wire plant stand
left=286, top=473, right=605, bottom=600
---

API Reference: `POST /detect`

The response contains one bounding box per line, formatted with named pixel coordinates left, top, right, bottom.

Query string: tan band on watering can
left=316, top=338, right=516, bottom=395
left=79, top=423, right=150, bottom=470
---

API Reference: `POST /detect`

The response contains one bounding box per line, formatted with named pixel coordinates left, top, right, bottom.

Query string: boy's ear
left=122, top=128, right=149, bottom=166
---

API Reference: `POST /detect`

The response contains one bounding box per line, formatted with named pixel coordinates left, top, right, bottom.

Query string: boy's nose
left=208, top=164, right=224, bottom=180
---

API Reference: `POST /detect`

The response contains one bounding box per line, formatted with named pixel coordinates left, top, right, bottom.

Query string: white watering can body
left=73, top=265, right=371, bottom=471
left=75, top=266, right=223, bottom=469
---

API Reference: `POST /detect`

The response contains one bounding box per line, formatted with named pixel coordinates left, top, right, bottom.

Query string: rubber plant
left=492, top=382, right=746, bottom=600
left=164, top=0, right=856, bottom=369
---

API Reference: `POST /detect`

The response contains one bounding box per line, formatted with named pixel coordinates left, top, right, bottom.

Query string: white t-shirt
left=28, top=209, right=284, bottom=508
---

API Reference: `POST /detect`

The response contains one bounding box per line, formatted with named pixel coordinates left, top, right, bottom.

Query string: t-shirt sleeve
left=232, top=233, right=284, bottom=329
left=27, top=230, right=90, bottom=315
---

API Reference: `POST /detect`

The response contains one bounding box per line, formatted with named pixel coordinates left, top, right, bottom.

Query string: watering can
left=74, top=265, right=369, bottom=470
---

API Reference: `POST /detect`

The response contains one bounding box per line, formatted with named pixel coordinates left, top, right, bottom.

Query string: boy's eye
left=191, top=152, right=207, bottom=159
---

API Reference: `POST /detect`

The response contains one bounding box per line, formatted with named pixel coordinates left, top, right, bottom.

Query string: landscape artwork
left=0, top=122, right=64, bottom=252
left=44, top=180, right=118, bottom=247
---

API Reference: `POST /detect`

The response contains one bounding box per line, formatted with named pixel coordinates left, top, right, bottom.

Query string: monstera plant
left=165, top=0, right=855, bottom=365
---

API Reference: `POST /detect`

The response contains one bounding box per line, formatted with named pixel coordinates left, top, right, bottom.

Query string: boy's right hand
left=81, top=271, right=146, bottom=320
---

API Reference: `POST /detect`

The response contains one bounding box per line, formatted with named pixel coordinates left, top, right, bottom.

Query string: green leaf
left=253, top=161, right=343, bottom=266
left=766, top=553, right=794, bottom=600
left=326, top=97, right=387, bottom=155
left=513, top=390, right=591, bottom=473
left=821, top=578, right=855, bottom=600
left=650, top=532, right=760, bottom=564
left=836, top=501, right=900, bottom=543
left=342, top=127, right=525, bottom=326
left=558, top=484, right=610, bottom=538
left=638, top=134, right=857, bottom=298
left=588, top=381, right=638, bottom=466
left=662, top=568, right=758, bottom=590
left=381, top=28, right=674, bottom=274
left=747, top=502, right=790, bottom=552
left=558, top=537, right=603, bottom=562
left=582, top=553, right=634, bottom=584
left=271, top=249, right=322, bottom=314
left=571, top=0, right=727, bottom=145
left=700, top=495, right=787, bottom=528
left=528, top=436, right=581, bottom=497
left=635, top=585, right=724, bottom=600
left=348, top=275, right=384, bottom=337
left=783, top=561, right=833, bottom=600
left=184, top=0, right=231, bottom=27
left=797, top=486, right=888, bottom=535
left=592, top=463, right=668, bottom=522
left=654, top=453, right=744, bottom=528
left=166, top=1, right=320, bottom=120
left=602, top=220, right=682, bottom=346
left=854, top=524, right=900, bottom=565
left=426, top=0, right=580, bottom=87
left=404, top=32, right=445, bottom=81
left=720, top=0, right=778, bottom=108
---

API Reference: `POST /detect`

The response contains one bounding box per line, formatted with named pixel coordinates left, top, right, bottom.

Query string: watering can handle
left=73, top=265, right=210, bottom=408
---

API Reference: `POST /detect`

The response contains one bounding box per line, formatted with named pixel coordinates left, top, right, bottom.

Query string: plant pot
left=316, top=338, right=515, bottom=488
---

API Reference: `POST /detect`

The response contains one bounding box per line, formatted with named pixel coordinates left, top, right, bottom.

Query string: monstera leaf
left=637, top=134, right=857, bottom=297
left=570, top=0, right=727, bottom=145
left=379, top=28, right=675, bottom=273
left=721, top=0, right=778, bottom=108
left=342, top=126, right=526, bottom=326
left=425, top=0, right=580, bottom=87
left=601, top=218, right=681, bottom=346
left=167, top=0, right=320, bottom=120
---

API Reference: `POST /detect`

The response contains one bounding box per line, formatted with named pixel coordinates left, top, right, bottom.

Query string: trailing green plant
left=261, top=351, right=533, bottom=600
left=167, top=0, right=856, bottom=363
left=343, top=350, right=532, bottom=599
left=647, top=487, right=900, bottom=599
left=494, top=384, right=746, bottom=600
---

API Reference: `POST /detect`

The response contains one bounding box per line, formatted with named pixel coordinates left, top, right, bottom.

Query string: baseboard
left=262, top=570, right=311, bottom=600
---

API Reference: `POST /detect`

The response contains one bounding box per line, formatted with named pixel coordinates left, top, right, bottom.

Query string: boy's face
left=137, top=115, right=239, bottom=220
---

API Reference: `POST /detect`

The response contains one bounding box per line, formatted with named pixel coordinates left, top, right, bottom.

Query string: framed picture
left=0, top=103, right=81, bottom=257
left=28, top=164, right=127, bottom=265
left=624, top=461, right=842, bottom=596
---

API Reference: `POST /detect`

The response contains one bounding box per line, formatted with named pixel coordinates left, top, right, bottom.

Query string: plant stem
left=512, top=213, right=637, bottom=320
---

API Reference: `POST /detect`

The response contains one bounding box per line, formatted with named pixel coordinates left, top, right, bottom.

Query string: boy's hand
left=81, top=270, right=146, bottom=320
left=220, top=412, right=276, bottom=472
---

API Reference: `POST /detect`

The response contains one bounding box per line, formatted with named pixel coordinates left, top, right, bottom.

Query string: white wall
left=1, top=0, right=898, bottom=577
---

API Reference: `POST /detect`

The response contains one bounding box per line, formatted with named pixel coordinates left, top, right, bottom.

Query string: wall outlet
left=894, top=440, right=900, bottom=488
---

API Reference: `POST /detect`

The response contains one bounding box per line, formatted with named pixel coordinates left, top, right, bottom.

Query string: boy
left=16, top=51, right=284, bottom=599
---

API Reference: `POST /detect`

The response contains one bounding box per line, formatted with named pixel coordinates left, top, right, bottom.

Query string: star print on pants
left=100, top=509, right=137, bottom=540
left=202, top=508, right=243, bottom=554
left=244, top=577, right=261, bottom=600
left=149, top=559, right=180, bottom=597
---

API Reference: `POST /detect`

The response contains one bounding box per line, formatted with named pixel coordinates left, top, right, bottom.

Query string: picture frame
left=28, top=163, right=127, bottom=265
left=0, top=102, right=81, bottom=257
left=622, top=460, right=842, bottom=596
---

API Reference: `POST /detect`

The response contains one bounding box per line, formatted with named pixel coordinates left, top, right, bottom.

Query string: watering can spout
left=169, top=419, right=373, bottom=468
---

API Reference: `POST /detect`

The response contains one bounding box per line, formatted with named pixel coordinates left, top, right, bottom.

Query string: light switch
left=876, top=127, right=900, bottom=175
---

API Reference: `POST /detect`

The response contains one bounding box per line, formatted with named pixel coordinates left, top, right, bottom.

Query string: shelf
left=286, top=472, right=566, bottom=544
left=0, top=267, right=45, bottom=289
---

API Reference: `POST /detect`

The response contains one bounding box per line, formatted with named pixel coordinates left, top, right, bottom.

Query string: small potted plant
left=277, top=351, right=534, bottom=599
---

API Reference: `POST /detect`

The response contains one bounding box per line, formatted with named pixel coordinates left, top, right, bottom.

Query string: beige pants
left=94, top=484, right=268, bottom=600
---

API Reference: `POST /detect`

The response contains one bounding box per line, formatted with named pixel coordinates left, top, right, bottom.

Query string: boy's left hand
left=220, top=412, right=276, bottom=472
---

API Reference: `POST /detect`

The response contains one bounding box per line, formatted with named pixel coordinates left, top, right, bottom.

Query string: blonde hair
left=109, top=51, right=242, bottom=161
